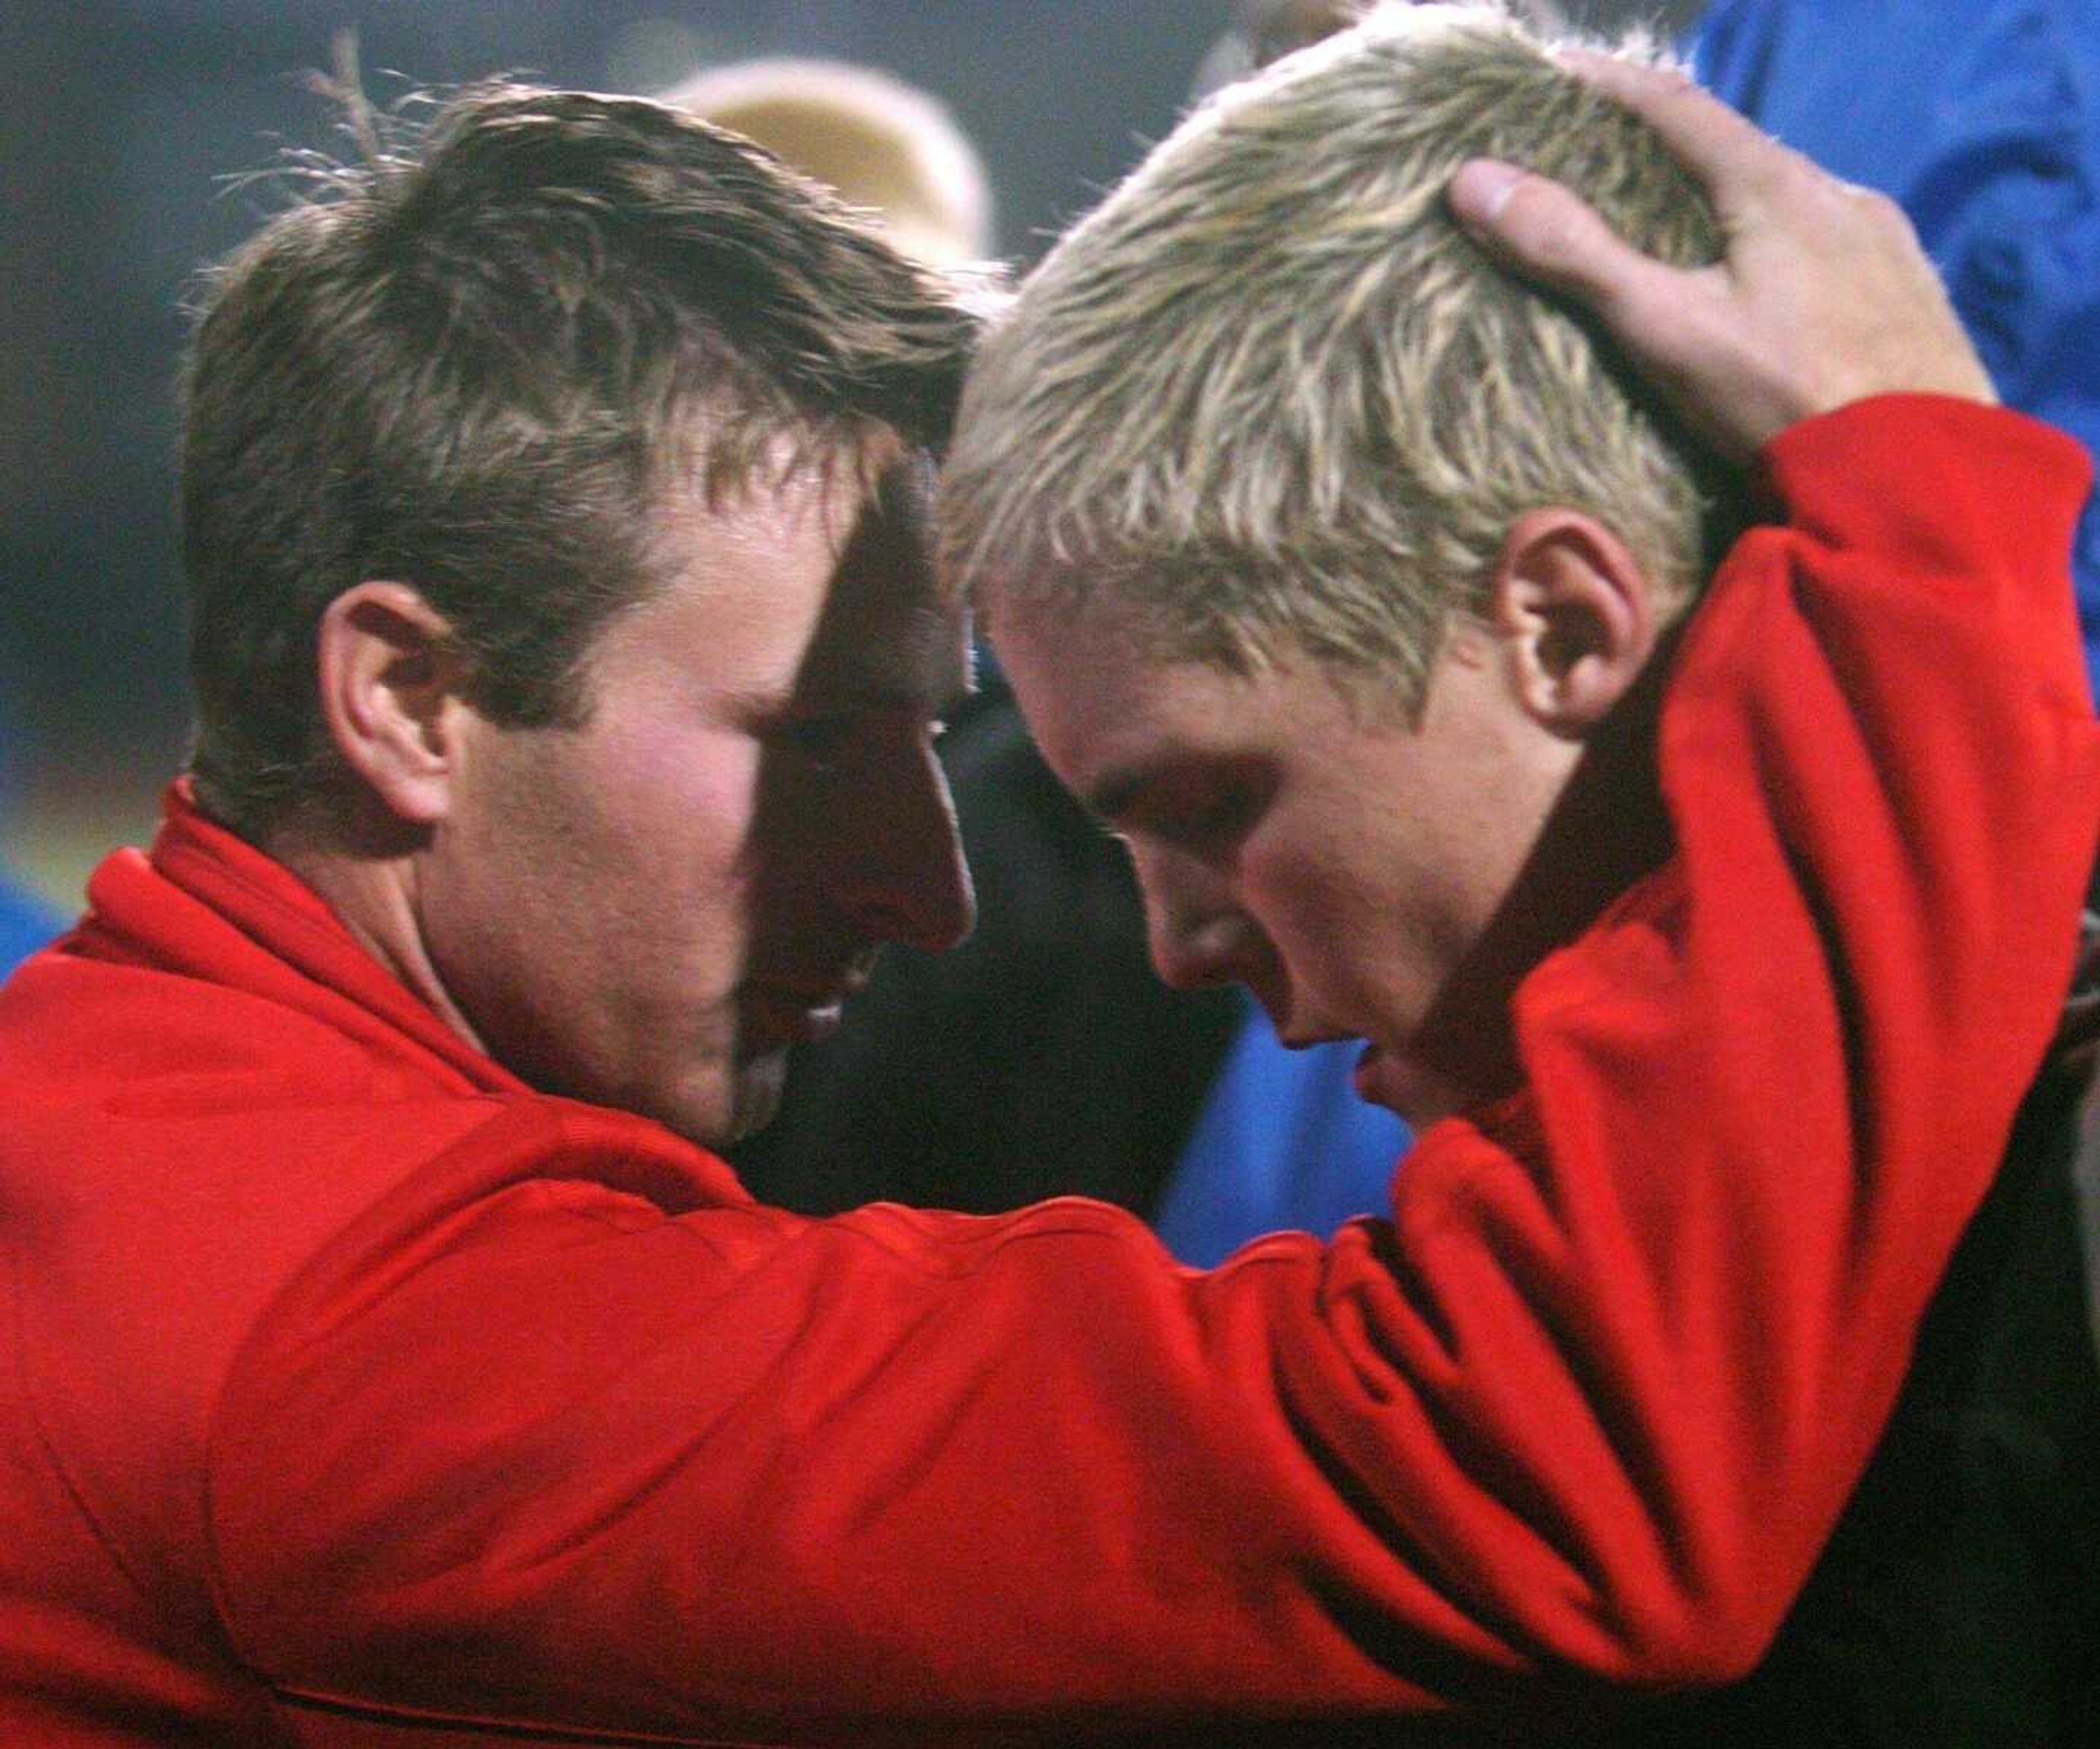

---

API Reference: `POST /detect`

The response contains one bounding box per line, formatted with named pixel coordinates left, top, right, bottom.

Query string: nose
left=837, top=733, right=976, bottom=952
left=1132, top=845, right=1252, bottom=992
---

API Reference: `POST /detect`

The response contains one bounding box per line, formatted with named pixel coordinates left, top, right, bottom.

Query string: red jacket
left=3, top=398, right=2095, bottom=1745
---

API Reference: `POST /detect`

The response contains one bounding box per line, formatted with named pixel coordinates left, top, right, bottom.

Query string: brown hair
left=180, top=80, right=990, bottom=837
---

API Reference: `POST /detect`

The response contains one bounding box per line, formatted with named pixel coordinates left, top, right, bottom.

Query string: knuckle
left=1853, top=185, right=1914, bottom=236
left=1509, top=192, right=1607, bottom=278
left=1759, top=143, right=1825, bottom=202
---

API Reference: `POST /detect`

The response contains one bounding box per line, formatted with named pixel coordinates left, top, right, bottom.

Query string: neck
left=1413, top=672, right=1671, bottom=1111
left=269, top=811, right=493, bottom=1062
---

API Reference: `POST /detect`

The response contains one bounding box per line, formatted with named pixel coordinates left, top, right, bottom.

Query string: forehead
left=994, top=592, right=1306, bottom=808
left=626, top=444, right=965, bottom=708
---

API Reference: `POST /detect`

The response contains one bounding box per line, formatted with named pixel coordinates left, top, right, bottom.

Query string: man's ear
left=315, top=581, right=475, bottom=826
left=1486, top=508, right=1660, bottom=734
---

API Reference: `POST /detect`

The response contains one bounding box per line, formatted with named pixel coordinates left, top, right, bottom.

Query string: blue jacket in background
left=0, top=873, right=60, bottom=979
left=1693, top=0, right=2100, bottom=699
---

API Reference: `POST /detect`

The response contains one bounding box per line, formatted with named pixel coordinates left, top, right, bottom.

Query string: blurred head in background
left=660, top=57, right=995, bottom=267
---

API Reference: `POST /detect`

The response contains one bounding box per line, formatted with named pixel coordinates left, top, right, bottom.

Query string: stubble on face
left=417, top=470, right=857, bottom=1147
left=423, top=444, right=969, bottom=1152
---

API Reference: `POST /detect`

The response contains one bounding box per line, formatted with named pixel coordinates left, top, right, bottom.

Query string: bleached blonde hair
left=941, top=1, right=1742, bottom=714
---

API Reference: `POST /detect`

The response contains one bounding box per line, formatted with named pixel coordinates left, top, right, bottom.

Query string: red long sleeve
left=5, top=397, right=2095, bottom=1745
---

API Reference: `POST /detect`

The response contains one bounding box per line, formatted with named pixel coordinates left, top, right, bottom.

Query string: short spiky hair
left=181, top=81, right=990, bottom=839
left=941, top=2, right=1741, bottom=713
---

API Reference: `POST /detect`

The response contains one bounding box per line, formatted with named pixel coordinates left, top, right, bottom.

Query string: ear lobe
left=316, top=581, right=474, bottom=826
left=1489, top=508, right=1659, bottom=733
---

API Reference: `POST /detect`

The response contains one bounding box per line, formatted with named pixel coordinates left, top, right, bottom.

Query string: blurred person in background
left=0, top=703, right=62, bottom=976
left=0, top=6, right=2092, bottom=1744
left=0, top=866, right=59, bottom=976
left=1688, top=0, right=2100, bottom=697
left=0, top=873, right=56, bottom=976
left=657, top=56, right=995, bottom=270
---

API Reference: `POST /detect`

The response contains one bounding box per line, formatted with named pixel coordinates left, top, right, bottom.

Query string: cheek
left=570, top=720, right=762, bottom=890
left=1244, top=833, right=1363, bottom=980
left=1257, top=833, right=1443, bottom=1016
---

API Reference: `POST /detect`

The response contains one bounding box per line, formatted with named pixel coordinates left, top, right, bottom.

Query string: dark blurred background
left=0, top=1, right=1687, bottom=908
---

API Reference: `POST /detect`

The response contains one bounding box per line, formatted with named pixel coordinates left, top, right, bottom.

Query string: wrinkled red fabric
left=3, top=398, right=2095, bottom=1746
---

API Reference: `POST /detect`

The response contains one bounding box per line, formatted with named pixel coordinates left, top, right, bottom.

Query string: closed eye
left=1109, top=763, right=1270, bottom=860
left=1151, top=785, right=1259, bottom=854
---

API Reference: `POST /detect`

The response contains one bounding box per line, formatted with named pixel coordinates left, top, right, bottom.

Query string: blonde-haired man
left=948, top=7, right=1735, bottom=747
left=947, top=5, right=2100, bottom=1736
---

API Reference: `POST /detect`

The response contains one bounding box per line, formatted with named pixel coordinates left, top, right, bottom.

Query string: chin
left=602, top=1052, right=779, bottom=1152
left=1354, top=1043, right=1477, bottom=1129
left=705, top=1051, right=789, bottom=1149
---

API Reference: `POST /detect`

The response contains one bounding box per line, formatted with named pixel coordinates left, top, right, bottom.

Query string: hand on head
left=1446, top=51, right=1997, bottom=462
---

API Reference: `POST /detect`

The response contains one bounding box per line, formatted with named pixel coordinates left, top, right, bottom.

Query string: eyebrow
left=1079, top=759, right=1160, bottom=826
left=1081, top=743, right=1269, bottom=834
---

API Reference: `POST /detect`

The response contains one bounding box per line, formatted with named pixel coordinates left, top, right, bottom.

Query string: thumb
left=1447, top=158, right=1669, bottom=323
